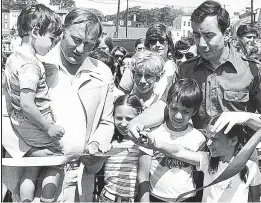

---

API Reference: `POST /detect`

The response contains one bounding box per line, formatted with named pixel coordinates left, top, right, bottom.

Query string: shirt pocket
left=224, top=90, right=249, bottom=102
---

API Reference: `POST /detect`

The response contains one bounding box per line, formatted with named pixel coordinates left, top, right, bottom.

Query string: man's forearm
left=130, top=100, right=167, bottom=128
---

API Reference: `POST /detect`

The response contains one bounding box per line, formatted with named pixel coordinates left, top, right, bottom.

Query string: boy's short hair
left=131, top=50, right=165, bottom=78
left=17, top=4, right=63, bottom=38
left=167, top=78, right=202, bottom=111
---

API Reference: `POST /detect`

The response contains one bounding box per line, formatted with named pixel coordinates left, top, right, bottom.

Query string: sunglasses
left=245, top=35, right=257, bottom=39
left=148, top=38, right=167, bottom=46
left=175, top=51, right=194, bottom=60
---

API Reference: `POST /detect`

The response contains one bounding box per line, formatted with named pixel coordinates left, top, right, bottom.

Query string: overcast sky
left=38, top=0, right=261, bottom=16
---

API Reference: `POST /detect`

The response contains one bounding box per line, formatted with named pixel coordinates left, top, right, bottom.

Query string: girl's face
left=120, top=58, right=132, bottom=76
left=114, top=105, right=139, bottom=136
left=205, top=127, right=235, bottom=158
left=168, top=98, right=195, bottom=131
left=34, top=32, right=57, bottom=56
left=133, top=69, right=157, bottom=93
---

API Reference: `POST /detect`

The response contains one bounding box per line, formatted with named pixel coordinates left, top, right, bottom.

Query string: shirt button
left=234, top=97, right=238, bottom=100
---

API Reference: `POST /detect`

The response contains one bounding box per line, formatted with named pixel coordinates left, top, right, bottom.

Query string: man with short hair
left=128, top=1, right=261, bottom=200
left=3, top=8, right=114, bottom=202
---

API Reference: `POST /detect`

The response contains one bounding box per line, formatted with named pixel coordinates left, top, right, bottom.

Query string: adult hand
left=47, top=123, right=65, bottom=139
left=211, top=112, right=252, bottom=134
left=85, top=141, right=100, bottom=155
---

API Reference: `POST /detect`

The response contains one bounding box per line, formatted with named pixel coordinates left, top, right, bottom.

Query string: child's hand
left=47, top=123, right=65, bottom=139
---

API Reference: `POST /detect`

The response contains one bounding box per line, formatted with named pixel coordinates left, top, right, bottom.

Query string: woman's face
left=114, top=50, right=124, bottom=65
left=97, top=38, right=110, bottom=52
left=147, top=35, right=168, bottom=59
left=136, top=43, right=145, bottom=52
left=240, top=32, right=257, bottom=47
left=114, top=105, right=139, bottom=136
left=120, top=58, right=132, bottom=76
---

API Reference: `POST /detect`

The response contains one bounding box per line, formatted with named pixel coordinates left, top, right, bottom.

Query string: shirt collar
left=196, top=43, right=239, bottom=72
left=41, top=42, right=102, bottom=76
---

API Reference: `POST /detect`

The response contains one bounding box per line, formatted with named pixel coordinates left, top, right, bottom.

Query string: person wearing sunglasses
left=174, top=40, right=197, bottom=66
left=119, top=24, right=176, bottom=101
left=236, top=24, right=259, bottom=59
left=135, top=38, right=145, bottom=53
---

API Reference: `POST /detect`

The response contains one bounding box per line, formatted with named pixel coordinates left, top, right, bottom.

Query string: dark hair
left=237, top=24, right=258, bottom=38
left=175, top=40, right=191, bottom=51
left=206, top=115, right=252, bottom=183
left=113, top=94, right=143, bottom=142
left=167, top=78, right=202, bottom=111
left=191, top=1, right=230, bottom=34
left=88, top=49, right=115, bottom=73
left=17, top=4, right=63, bottom=38
left=111, top=46, right=128, bottom=57
left=64, top=8, right=102, bottom=38
left=95, top=34, right=114, bottom=52
left=135, top=38, right=145, bottom=49
left=145, top=23, right=175, bottom=57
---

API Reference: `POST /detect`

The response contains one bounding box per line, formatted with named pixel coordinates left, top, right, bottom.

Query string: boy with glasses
left=130, top=50, right=165, bottom=109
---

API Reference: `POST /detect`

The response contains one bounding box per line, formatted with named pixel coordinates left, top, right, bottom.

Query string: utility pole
left=115, top=0, right=121, bottom=38
left=251, top=0, right=254, bottom=24
left=126, top=0, right=129, bottom=38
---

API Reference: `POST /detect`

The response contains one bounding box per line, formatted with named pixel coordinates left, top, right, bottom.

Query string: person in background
left=236, top=24, right=259, bottom=58
left=4, top=4, right=63, bottom=202
left=143, top=114, right=261, bottom=203
left=111, top=46, right=129, bottom=87
left=100, top=94, right=143, bottom=202
left=130, top=50, right=165, bottom=109
left=94, top=33, right=114, bottom=53
left=174, top=40, right=196, bottom=67
left=138, top=78, right=206, bottom=202
left=119, top=23, right=176, bottom=98
left=120, top=56, right=132, bottom=76
left=134, top=38, right=145, bottom=53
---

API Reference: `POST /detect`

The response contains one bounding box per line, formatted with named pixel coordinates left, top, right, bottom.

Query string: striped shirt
left=4, top=46, right=51, bottom=115
left=104, top=139, right=140, bottom=198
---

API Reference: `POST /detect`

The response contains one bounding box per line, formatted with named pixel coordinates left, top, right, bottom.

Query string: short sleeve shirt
left=161, top=45, right=261, bottom=129
left=197, top=152, right=261, bottom=203
left=5, top=46, right=51, bottom=113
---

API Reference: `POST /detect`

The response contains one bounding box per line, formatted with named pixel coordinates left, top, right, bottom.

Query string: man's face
left=192, top=16, right=225, bottom=61
left=61, top=22, right=99, bottom=64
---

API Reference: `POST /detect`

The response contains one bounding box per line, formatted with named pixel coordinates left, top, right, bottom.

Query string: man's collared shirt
left=161, top=45, right=261, bottom=129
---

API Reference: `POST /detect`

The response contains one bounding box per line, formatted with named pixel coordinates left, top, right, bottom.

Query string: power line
left=88, top=0, right=121, bottom=5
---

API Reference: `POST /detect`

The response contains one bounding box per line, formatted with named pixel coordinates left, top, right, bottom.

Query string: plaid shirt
left=161, top=45, right=261, bottom=129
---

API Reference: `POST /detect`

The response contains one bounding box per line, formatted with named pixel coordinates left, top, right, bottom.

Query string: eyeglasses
left=148, top=38, right=168, bottom=46
left=175, top=51, right=194, bottom=60
left=132, top=71, right=156, bottom=82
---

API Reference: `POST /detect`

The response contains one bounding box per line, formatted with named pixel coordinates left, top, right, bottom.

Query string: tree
left=50, top=0, right=75, bottom=9
left=2, top=0, right=38, bottom=10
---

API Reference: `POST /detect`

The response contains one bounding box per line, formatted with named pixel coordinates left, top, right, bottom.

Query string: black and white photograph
left=2, top=0, right=261, bottom=202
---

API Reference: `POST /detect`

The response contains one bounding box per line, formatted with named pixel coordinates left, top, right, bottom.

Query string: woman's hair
left=88, top=49, right=115, bottom=74
left=135, top=38, right=145, bottom=49
left=95, top=34, right=114, bottom=52
left=130, top=49, right=165, bottom=79
left=205, top=114, right=252, bottom=183
left=17, top=4, right=63, bottom=38
left=167, top=78, right=202, bottom=111
left=175, top=40, right=191, bottom=51
left=191, top=1, right=230, bottom=34
left=64, top=8, right=102, bottom=38
left=144, top=23, right=175, bottom=57
left=111, top=46, right=128, bottom=57
left=237, top=24, right=258, bottom=38
left=113, top=94, right=143, bottom=142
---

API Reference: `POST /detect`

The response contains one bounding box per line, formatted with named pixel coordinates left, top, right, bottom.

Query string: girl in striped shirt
left=99, top=94, right=143, bottom=202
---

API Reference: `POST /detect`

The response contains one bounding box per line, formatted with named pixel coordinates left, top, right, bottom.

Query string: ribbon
left=2, top=143, right=132, bottom=167
left=176, top=128, right=261, bottom=202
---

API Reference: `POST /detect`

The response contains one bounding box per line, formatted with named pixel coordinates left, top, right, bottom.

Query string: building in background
left=2, top=9, right=10, bottom=36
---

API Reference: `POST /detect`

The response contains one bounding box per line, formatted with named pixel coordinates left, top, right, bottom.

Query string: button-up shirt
left=161, top=45, right=261, bottom=129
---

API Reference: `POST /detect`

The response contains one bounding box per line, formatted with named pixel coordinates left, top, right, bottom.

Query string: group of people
left=2, top=1, right=261, bottom=203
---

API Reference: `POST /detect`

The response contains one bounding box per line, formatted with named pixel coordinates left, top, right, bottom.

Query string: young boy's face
left=168, top=98, right=195, bottom=131
left=34, top=32, right=57, bottom=56
left=133, top=69, right=157, bottom=93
